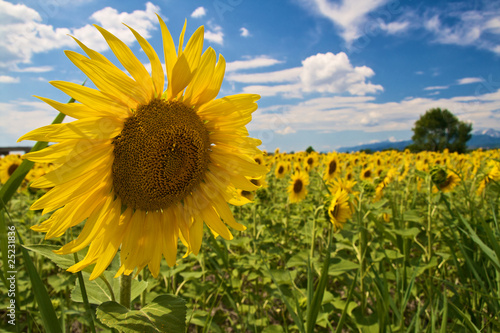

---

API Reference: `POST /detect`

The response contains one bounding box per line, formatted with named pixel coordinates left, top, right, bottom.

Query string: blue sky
left=1, top=0, right=500, bottom=152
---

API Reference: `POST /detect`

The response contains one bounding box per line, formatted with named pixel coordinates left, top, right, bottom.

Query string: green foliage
left=1, top=146, right=500, bottom=332
left=410, top=107, right=472, bottom=153
left=96, top=295, right=186, bottom=332
left=305, top=146, right=315, bottom=154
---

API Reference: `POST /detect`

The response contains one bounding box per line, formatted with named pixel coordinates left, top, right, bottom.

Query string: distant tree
left=305, top=146, right=315, bottom=154
left=409, top=108, right=472, bottom=153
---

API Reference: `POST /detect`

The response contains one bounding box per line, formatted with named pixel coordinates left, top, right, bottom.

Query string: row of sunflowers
left=3, top=147, right=499, bottom=230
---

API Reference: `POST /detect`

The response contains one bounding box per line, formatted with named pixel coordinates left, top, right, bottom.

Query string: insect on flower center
left=112, top=99, right=210, bottom=211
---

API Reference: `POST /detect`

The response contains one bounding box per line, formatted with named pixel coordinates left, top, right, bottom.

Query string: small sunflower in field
left=20, top=18, right=266, bottom=280
left=476, top=161, right=500, bottom=195
left=323, top=153, right=340, bottom=182
left=0, top=154, right=22, bottom=184
left=305, top=152, right=319, bottom=169
left=327, top=189, right=353, bottom=231
left=238, top=189, right=256, bottom=201
left=288, top=171, right=309, bottom=203
left=250, top=175, right=268, bottom=189
left=327, top=177, right=356, bottom=194
left=431, top=166, right=460, bottom=193
left=360, top=164, right=374, bottom=181
left=274, top=161, right=288, bottom=179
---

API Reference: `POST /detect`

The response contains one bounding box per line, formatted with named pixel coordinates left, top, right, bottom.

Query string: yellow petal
left=31, top=143, right=112, bottom=188
left=169, top=53, right=193, bottom=98
left=55, top=195, right=118, bottom=254
left=125, top=23, right=165, bottom=97
left=182, top=25, right=204, bottom=74
left=19, top=117, right=123, bottom=143
left=94, top=24, right=155, bottom=99
left=156, top=14, right=177, bottom=96
left=49, top=80, right=131, bottom=116
left=199, top=183, right=246, bottom=231
left=69, top=35, right=115, bottom=67
left=195, top=54, right=226, bottom=106
left=35, top=96, right=118, bottom=119
left=88, top=206, right=131, bottom=280
left=211, top=149, right=267, bottom=178
left=45, top=183, right=110, bottom=239
left=23, top=140, right=78, bottom=163
left=65, top=51, right=147, bottom=108
left=197, top=94, right=259, bottom=117
left=178, top=19, right=187, bottom=56
left=183, top=47, right=216, bottom=105
left=161, top=207, right=179, bottom=267
left=147, top=212, right=163, bottom=278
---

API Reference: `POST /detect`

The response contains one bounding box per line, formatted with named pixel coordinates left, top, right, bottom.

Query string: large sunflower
left=19, top=17, right=267, bottom=280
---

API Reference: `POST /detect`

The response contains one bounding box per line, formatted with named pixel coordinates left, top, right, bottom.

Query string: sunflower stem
left=120, top=274, right=132, bottom=309
left=74, top=253, right=97, bottom=333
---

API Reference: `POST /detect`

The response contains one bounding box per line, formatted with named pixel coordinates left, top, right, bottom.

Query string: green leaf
left=72, top=271, right=147, bottom=305
left=306, top=233, right=332, bottom=333
left=17, top=230, right=63, bottom=333
left=460, top=215, right=500, bottom=272
left=391, top=227, right=421, bottom=238
left=23, top=244, right=81, bottom=271
left=262, top=325, right=285, bottom=333
left=448, top=302, right=481, bottom=333
left=96, top=295, right=187, bottom=333
left=328, top=259, right=359, bottom=277
left=0, top=210, right=9, bottom=287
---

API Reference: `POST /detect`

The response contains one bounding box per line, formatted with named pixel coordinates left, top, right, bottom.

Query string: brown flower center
left=112, top=99, right=210, bottom=211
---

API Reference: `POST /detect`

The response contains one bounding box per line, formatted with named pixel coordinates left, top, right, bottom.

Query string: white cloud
left=300, top=52, right=382, bottom=95
left=0, top=100, right=60, bottom=146
left=276, top=126, right=296, bottom=135
left=299, top=0, right=391, bottom=44
left=457, top=77, right=484, bottom=85
left=72, top=2, right=159, bottom=51
left=0, top=1, right=159, bottom=67
left=424, top=85, right=449, bottom=91
left=226, top=56, right=284, bottom=72
left=0, top=75, right=19, bottom=83
left=191, top=7, right=206, bottom=18
left=248, top=89, right=500, bottom=134
left=229, top=52, right=383, bottom=97
left=12, top=65, right=53, bottom=73
left=228, top=68, right=301, bottom=83
left=205, top=24, right=224, bottom=45
left=240, top=27, right=250, bottom=37
left=423, top=7, right=500, bottom=54
left=378, top=20, right=410, bottom=34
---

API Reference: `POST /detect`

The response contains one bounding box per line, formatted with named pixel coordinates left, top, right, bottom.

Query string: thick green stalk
left=120, top=274, right=132, bottom=309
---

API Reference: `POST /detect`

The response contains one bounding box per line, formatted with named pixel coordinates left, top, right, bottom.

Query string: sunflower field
left=1, top=147, right=500, bottom=332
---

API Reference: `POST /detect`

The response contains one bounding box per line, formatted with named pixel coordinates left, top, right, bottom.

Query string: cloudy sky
left=1, top=0, right=500, bottom=152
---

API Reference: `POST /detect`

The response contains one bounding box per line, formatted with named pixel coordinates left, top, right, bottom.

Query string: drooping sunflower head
left=20, top=17, right=267, bottom=280
left=327, top=189, right=353, bottom=231
left=288, top=171, right=309, bottom=203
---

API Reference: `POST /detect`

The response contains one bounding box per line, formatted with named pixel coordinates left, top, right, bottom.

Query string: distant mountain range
left=337, top=129, right=500, bottom=153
